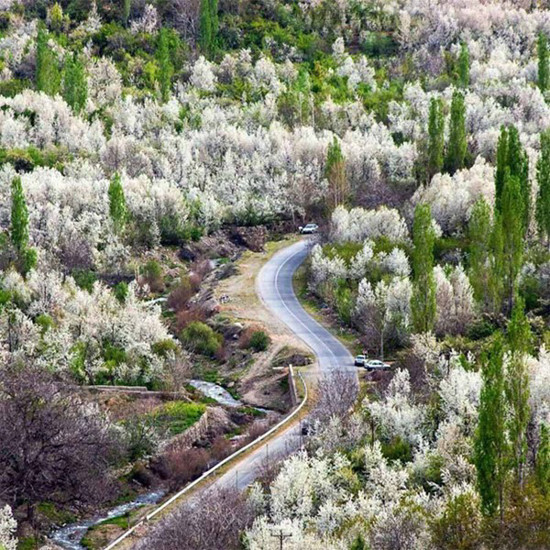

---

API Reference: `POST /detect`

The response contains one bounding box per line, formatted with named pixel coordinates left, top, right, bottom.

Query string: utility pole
left=270, top=529, right=292, bottom=550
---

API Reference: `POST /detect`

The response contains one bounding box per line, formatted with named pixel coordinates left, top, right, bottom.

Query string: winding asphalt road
left=211, top=238, right=355, bottom=490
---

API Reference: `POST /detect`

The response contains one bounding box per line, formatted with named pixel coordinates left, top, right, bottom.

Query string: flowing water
left=49, top=490, right=165, bottom=550
left=189, top=379, right=242, bottom=407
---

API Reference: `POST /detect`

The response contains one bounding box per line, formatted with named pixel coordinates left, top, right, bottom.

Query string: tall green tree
left=494, top=126, right=508, bottom=211
left=468, top=198, right=492, bottom=307
left=350, top=534, right=367, bottom=550
left=411, top=203, right=436, bottom=333
left=199, top=0, right=218, bottom=54
left=536, top=424, right=550, bottom=494
left=488, top=211, right=505, bottom=313
left=123, top=0, right=132, bottom=27
left=458, top=42, right=470, bottom=87
left=536, top=129, right=550, bottom=246
left=325, top=137, right=347, bottom=209
left=501, top=173, right=525, bottom=313
left=11, top=177, right=29, bottom=253
left=494, top=126, right=530, bottom=233
left=506, top=298, right=531, bottom=487
left=445, top=90, right=467, bottom=175
left=63, top=53, right=87, bottom=113
left=507, top=126, right=530, bottom=233
left=36, top=27, right=61, bottom=96
left=157, top=28, right=174, bottom=103
left=427, top=97, right=445, bottom=179
left=11, top=177, right=36, bottom=275
left=210, top=0, right=219, bottom=41
left=108, top=173, right=127, bottom=234
left=538, top=32, right=549, bottom=94
left=474, top=334, right=508, bottom=519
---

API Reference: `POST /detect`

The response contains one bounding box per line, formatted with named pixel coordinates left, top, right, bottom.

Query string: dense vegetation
left=1, top=0, right=550, bottom=548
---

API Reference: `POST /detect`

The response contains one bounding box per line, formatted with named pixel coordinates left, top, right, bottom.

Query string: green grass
left=149, top=401, right=206, bottom=435
left=81, top=514, right=132, bottom=549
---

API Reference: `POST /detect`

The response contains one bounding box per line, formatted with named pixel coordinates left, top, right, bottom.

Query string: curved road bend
left=210, top=238, right=354, bottom=491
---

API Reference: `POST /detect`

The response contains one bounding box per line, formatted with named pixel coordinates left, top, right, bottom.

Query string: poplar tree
left=468, top=198, right=492, bottom=307
left=108, top=173, right=127, bottom=234
left=350, top=534, right=367, bottom=550
left=494, top=126, right=508, bottom=211
left=488, top=211, right=505, bottom=313
left=411, top=203, right=436, bottom=333
left=427, top=97, right=445, bottom=179
left=199, top=0, right=218, bottom=54
left=210, top=0, right=219, bottom=40
left=63, top=53, right=87, bottom=113
left=157, top=28, right=174, bottom=102
left=506, top=298, right=531, bottom=487
left=36, top=27, right=60, bottom=96
left=538, top=32, right=549, bottom=94
left=198, top=0, right=212, bottom=53
left=458, top=42, right=470, bottom=88
left=123, top=0, right=132, bottom=27
left=445, top=90, right=467, bottom=175
left=536, top=424, right=550, bottom=494
left=495, top=126, right=530, bottom=233
left=11, top=177, right=29, bottom=253
left=507, top=126, right=530, bottom=233
left=501, top=174, right=525, bottom=313
left=11, top=177, right=36, bottom=275
left=325, top=137, right=347, bottom=209
left=536, top=129, right=550, bottom=246
left=474, top=334, right=508, bottom=519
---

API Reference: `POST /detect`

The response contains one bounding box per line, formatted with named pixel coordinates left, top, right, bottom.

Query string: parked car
left=354, top=354, right=367, bottom=367
left=365, top=359, right=391, bottom=371
left=299, top=223, right=318, bottom=234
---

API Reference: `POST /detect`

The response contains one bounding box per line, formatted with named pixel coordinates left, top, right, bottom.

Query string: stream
left=189, top=379, right=242, bottom=407
left=50, top=382, right=246, bottom=548
left=50, top=491, right=165, bottom=550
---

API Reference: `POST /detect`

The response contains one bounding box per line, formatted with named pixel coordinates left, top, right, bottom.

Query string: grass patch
left=149, top=401, right=206, bottom=435
left=81, top=513, right=133, bottom=549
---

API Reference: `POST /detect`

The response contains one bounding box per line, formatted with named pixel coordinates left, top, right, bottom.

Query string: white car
left=299, top=223, right=318, bottom=234
left=354, top=354, right=367, bottom=367
left=365, top=359, right=391, bottom=371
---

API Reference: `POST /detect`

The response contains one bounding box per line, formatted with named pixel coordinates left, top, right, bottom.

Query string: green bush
left=114, top=281, right=128, bottom=303
left=152, top=338, right=178, bottom=357
left=248, top=330, right=270, bottom=352
left=181, top=321, right=223, bottom=357
left=19, top=247, right=37, bottom=275
left=467, top=319, right=496, bottom=341
left=381, top=436, right=413, bottom=463
left=72, top=269, right=97, bottom=292
left=36, top=313, right=54, bottom=333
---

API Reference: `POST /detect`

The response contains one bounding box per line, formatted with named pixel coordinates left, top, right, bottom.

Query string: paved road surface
left=211, top=238, right=354, bottom=490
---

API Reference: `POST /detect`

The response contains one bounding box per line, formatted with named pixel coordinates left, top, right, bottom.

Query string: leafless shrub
left=153, top=446, right=210, bottom=491
left=135, top=486, right=255, bottom=550
left=0, top=365, right=122, bottom=525
left=59, top=233, right=94, bottom=272
left=313, top=370, right=359, bottom=422
left=161, top=0, right=200, bottom=41
left=255, top=448, right=285, bottom=489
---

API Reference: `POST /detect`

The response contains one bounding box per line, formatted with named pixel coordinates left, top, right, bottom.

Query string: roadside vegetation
left=1, top=0, right=550, bottom=549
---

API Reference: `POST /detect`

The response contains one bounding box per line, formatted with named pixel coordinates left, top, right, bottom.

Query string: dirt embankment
left=214, top=239, right=312, bottom=409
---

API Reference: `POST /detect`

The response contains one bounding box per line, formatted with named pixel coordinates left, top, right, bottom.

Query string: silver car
left=299, top=223, right=319, bottom=234
left=365, top=359, right=391, bottom=371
